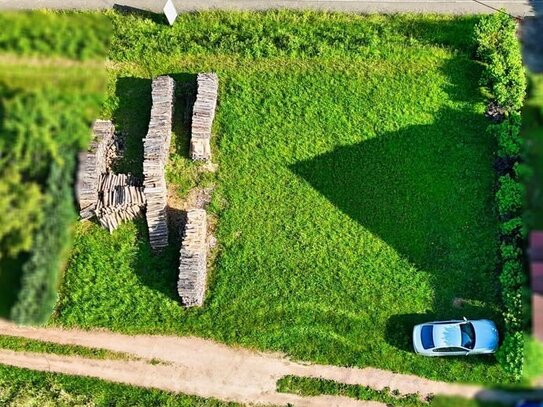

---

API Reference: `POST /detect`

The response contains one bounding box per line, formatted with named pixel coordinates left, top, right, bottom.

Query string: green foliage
left=10, top=157, right=77, bottom=325
left=523, top=73, right=543, bottom=230
left=499, top=217, right=526, bottom=238
left=522, top=335, right=543, bottom=382
left=496, top=175, right=525, bottom=218
left=0, top=87, right=98, bottom=176
left=0, top=11, right=111, bottom=60
left=496, top=331, right=524, bottom=381
left=487, top=113, right=522, bottom=158
left=500, top=243, right=521, bottom=261
left=57, top=11, right=507, bottom=385
left=276, top=375, right=425, bottom=407
left=475, top=12, right=529, bottom=382
left=499, top=260, right=526, bottom=287
left=474, top=12, right=526, bottom=112
left=0, top=365, right=238, bottom=406
left=0, top=169, right=42, bottom=260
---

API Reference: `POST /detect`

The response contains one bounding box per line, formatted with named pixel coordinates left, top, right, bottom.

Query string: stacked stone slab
left=76, top=120, right=115, bottom=220
left=95, top=173, right=145, bottom=232
left=177, top=209, right=207, bottom=307
left=143, top=75, right=176, bottom=250
left=190, top=73, right=218, bottom=161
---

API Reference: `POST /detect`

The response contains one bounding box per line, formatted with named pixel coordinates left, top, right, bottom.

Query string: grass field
left=52, top=11, right=507, bottom=384
left=0, top=365, right=238, bottom=407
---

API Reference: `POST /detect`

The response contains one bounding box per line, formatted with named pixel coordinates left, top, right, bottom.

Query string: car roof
left=430, top=323, right=462, bottom=349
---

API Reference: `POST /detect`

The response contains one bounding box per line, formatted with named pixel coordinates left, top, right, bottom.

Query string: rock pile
left=190, top=73, right=218, bottom=161
left=76, top=120, right=114, bottom=220
left=177, top=209, right=208, bottom=307
left=95, top=173, right=145, bottom=232
left=143, top=75, right=176, bottom=250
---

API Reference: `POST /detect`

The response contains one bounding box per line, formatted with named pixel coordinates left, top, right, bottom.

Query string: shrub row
left=0, top=84, right=103, bottom=324
left=10, top=157, right=76, bottom=325
left=474, top=12, right=526, bottom=112
left=474, top=12, right=528, bottom=381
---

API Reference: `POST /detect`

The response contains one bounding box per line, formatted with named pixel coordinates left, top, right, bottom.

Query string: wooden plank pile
left=143, top=75, right=176, bottom=250
left=95, top=173, right=145, bottom=232
left=190, top=73, right=218, bottom=161
left=177, top=209, right=208, bottom=307
left=76, top=120, right=114, bottom=220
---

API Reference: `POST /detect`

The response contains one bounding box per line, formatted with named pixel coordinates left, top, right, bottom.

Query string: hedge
left=474, top=12, right=528, bottom=381
left=10, top=156, right=76, bottom=325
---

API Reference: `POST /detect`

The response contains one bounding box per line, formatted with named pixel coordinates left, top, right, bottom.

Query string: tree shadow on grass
left=290, top=107, right=501, bottom=359
left=109, top=73, right=197, bottom=303
left=0, top=254, right=27, bottom=319
left=130, top=219, right=179, bottom=303
left=111, top=77, right=152, bottom=177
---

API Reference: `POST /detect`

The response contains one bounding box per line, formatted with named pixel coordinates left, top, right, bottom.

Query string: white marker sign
left=163, top=0, right=178, bottom=26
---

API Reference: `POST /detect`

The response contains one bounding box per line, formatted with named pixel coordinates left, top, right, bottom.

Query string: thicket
left=0, top=86, right=100, bottom=324
left=474, top=12, right=528, bottom=381
left=10, top=157, right=76, bottom=324
left=0, top=11, right=111, bottom=60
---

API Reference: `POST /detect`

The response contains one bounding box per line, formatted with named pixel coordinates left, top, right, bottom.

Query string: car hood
left=472, top=320, right=499, bottom=351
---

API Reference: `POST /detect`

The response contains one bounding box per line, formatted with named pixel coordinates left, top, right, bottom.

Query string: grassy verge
left=277, top=375, right=425, bottom=406
left=0, top=336, right=131, bottom=361
left=276, top=375, right=504, bottom=407
left=54, top=11, right=508, bottom=384
left=0, top=364, right=239, bottom=406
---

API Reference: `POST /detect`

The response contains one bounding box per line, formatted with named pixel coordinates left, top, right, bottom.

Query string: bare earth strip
left=1, top=321, right=542, bottom=406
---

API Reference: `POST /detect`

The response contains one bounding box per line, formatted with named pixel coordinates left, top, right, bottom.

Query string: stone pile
left=76, top=120, right=114, bottom=220
left=177, top=209, right=208, bottom=307
left=190, top=73, right=218, bottom=161
left=143, top=75, right=176, bottom=250
left=95, top=173, right=145, bottom=232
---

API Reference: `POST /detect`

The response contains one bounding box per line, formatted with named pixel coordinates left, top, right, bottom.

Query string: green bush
left=474, top=12, right=526, bottom=112
left=499, top=217, right=526, bottom=238
left=487, top=113, right=522, bottom=158
left=10, top=157, right=76, bottom=325
left=499, top=260, right=526, bottom=288
left=0, top=11, right=111, bottom=60
left=496, top=175, right=525, bottom=217
left=0, top=168, right=43, bottom=260
left=500, top=243, right=521, bottom=261
left=496, top=331, right=524, bottom=381
left=475, top=11, right=528, bottom=382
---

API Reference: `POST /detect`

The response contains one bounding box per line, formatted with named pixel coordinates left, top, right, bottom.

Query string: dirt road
left=1, top=320, right=541, bottom=406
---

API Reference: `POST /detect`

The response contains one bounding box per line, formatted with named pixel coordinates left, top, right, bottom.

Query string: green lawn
left=53, top=11, right=506, bottom=384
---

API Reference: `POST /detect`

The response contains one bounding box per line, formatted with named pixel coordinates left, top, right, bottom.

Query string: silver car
left=412, top=318, right=499, bottom=356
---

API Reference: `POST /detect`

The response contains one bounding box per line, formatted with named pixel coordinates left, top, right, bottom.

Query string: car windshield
left=460, top=322, right=475, bottom=349
left=421, top=325, right=434, bottom=349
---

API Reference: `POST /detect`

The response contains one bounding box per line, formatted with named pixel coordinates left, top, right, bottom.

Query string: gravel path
left=0, top=0, right=536, bottom=16
left=1, top=320, right=543, bottom=406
